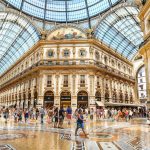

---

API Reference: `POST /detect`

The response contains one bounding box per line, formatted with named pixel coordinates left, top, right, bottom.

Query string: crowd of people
left=0, top=106, right=150, bottom=135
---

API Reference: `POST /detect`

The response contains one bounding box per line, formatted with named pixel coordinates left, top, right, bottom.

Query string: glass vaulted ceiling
left=6, top=0, right=120, bottom=22
left=0, top=12, right=40, bottom=74
left=95, top=6, right=143, bottom=60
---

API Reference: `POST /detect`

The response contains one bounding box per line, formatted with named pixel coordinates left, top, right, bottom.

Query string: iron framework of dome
left=95, top=6, right=143, bottom=60
left=5, top=0, right=121, bottom=22
left=0, top=12, right=40, bottom=74
left=0, top=0, right=144, bottom=74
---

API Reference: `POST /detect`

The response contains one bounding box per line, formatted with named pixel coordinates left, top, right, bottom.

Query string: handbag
left=52, top=116, right=55, bottom=122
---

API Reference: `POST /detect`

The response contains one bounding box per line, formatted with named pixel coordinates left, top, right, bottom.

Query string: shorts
left=77, top=122, right=84, bottom=129
left=67, top=114, right=71, bottom=119
left=59, top=116, right=64, bottom=122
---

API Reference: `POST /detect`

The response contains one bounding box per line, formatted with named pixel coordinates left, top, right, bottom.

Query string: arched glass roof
left=0, top=12, right=40, bottom=75
left=95, top=6, right=143, bottom=60
left=5, top=0, right=120, bottom=22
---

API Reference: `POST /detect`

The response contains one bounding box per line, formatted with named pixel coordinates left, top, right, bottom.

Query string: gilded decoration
left=47, top=27, right=87, bottom=40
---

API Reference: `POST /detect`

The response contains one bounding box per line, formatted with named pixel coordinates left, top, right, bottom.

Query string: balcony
left=47, top=84, right=52, bottom=87
left=80, top=83, right=85, bottom=87
left=63, top=84, right=68, bottom=87
left=0, top=59, right=135, bottom=89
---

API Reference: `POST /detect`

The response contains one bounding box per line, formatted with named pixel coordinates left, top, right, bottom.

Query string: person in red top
left=66, top=106, right=72, bottom=125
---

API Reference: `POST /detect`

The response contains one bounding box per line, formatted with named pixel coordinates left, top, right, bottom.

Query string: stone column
left=57, top=45, right=60, bottom=59
left=55, top=74, right=60, bottom=107
left=101, top=77, right=105, bottom=103
left=89, top=46, right=94, bottom=63
left=89, top=75, right=95, bottom=109
left=37, top=74, right=44, bottom=107
left=109, top=79, right=112, bottom=103
left=72, top=75, right=77, bottom=110
left=73, top=46, right=76, bottom=64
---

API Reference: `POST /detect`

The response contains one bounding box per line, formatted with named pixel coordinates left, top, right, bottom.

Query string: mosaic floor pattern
left=0, top=144, right=15, bottom=150
left=0, top=118, right=149, bottom=150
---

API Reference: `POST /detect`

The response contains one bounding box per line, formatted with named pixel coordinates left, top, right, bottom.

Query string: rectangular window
left=80, top=75, right=85, bottom=87
left=64, top=50, right=69, bottom=57
left=63, top=75, right=68, bottom=87
left=139, top=85, right=143, bottom=90
left=140, top=79, right=143, bottom=83
left=141, top=93, right=144, bottom=97
left=47, top=75, right=52, bottom=87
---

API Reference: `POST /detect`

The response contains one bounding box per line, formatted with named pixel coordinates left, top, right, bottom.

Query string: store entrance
left=60, top=91, right=71, bottom=109
left=44, top=91, right=54, bottom=108
left=77, top=91, right=88, bottom=109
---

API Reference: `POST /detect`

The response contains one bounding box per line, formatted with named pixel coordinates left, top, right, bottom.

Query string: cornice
left=0, top=63, right=135, bottom=92
left=0, top=39, right=132, bottom=79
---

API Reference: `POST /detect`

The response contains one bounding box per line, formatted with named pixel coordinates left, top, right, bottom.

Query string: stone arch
left=44, top=91, right=54, bottom=108
left=77, top=90, right=88, bottom=109
left=60, top=90, right=71, bottom=108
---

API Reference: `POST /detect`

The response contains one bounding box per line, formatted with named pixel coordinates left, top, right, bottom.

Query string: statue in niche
left=86, top=28, right=94, bottom=39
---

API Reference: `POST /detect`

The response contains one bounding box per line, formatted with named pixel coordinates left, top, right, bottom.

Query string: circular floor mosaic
left=89, top=132, right=117, bottom=142
left=0, top=133, right=26, bottom=140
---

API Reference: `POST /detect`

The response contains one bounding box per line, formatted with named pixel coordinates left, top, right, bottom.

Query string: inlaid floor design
left=0, top=118, right=149, bottom=150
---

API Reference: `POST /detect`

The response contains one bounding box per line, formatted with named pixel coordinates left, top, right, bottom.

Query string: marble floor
left=0, top=117, right=149, bottom=150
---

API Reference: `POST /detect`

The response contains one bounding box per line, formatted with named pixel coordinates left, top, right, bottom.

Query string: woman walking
left=75, top=109, right=88, bottom=137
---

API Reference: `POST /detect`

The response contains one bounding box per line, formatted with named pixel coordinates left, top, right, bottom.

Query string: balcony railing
left=0, top=59, right=135, bottom=89
left=63, top=84, right=68, bottom=87
left=80, top=83, right=85, bottom=87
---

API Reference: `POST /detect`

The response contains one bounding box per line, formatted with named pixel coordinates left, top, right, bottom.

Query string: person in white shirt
left=129, top=109, right=133, bottom=120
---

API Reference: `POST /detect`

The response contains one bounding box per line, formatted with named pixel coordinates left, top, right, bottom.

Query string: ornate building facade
left=139, top=0, right=150, bottom=108
left=0, top=27, right=137, bottom=109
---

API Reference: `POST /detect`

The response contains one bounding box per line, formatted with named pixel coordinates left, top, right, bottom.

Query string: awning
left=96, top=101, right=104, bottom=106
left=104, top=102, right=143, bottom=107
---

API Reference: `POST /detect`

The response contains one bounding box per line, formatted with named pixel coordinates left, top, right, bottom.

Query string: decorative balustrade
left=0, top=59, right=135, bottom=89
